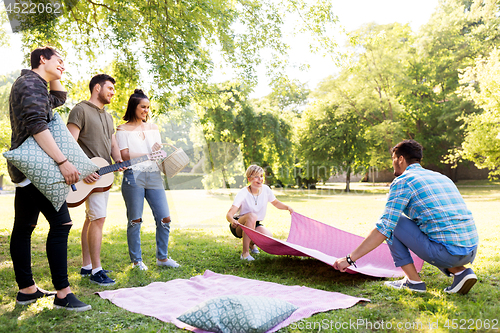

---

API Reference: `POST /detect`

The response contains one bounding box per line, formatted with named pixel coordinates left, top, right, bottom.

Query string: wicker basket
left=157, top=144, right=190, bottom=178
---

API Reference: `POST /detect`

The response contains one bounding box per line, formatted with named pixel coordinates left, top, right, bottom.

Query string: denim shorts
left=229, top=216, right=263, bottom=238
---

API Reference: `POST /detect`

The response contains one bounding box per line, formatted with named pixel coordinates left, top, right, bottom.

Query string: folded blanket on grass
left=97, top=270, right=369, bottom=332
left=239, top=212, right=424, bottom=278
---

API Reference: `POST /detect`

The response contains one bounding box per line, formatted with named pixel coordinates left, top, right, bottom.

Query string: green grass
left=0, top=185, right=499, bottom=332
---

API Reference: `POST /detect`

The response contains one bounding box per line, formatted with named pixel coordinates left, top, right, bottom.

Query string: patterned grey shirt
left=8, top=69, right=67, bottom=183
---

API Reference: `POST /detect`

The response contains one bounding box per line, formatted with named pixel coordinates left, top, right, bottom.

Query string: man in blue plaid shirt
left=334, top=140, right=478, bottom=294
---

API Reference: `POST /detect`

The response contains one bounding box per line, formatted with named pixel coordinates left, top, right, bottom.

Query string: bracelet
left=346, top=254, right=357, bottom=268
left=56, top=158, right=68, bottom=166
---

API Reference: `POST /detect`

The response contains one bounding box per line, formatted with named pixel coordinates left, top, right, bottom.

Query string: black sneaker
left=80, top=268, right=112, bottom=277
left=90, top=270, right=115, bottom=286
left=16, top=288, right=56, bottom=305
left=444, top=268, right=477, bottom=295
left=53, top=293, right=91, bottom=312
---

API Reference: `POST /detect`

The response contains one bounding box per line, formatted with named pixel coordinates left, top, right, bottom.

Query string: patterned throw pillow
left=3, top=112, right=98, bottom=211
left=177, top=295, right=298, bottom=333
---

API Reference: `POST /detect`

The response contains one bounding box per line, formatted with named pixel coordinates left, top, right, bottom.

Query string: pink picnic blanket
left=239, top=212, right=424, bottom=278
left=97, top=270, right=368, bottom=332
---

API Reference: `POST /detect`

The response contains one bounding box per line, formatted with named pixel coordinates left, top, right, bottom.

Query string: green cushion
left=3, top=112, right=98, bottom=211
left=177, top=295, right=297, bottom=333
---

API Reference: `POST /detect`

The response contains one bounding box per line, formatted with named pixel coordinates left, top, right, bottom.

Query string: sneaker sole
left=445, top=274, right=477, bottom=294
left=82, top=270, right=111, bottom=277
left=157, top=261, right=180, bottom=268
left=54, top=304, right=92, bottom=312
left=16, top=299, right=37, bottom=305
left=16, top=294, right=56, bottom=305
left=384, top=281, right=426, bottom=293
left=133, top=265, right=148, bottom=271
left=89, top=280, right=115, bottom=287
left=16, top=298, right=47, bottom=305
left=157, top=264, right=180, bottom=268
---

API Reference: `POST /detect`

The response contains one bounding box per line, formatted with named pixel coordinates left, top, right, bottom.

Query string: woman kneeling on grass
left=116, top=89, right=179, bottom=271
left=226, top=165, right=294, bottom=261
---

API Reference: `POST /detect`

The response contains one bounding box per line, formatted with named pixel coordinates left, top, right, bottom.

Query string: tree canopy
left=19, top=0, right=339, bottom=112
left=2, top=0, right=500, bottom=186
left=458, top=48, right=500, bottom=178
left=302, top=0, right=500, bottom=185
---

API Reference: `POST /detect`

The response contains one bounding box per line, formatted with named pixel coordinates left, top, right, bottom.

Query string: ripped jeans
left=121, top=169, right=171, bottom=263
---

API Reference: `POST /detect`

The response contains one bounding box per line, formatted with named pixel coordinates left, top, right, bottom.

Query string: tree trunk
left=221, top=166, right=231, bottom=189
left=345, top=165, right=351, bottom=193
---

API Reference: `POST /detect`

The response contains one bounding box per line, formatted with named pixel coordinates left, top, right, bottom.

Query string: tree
left=295, top=23, right=413, bottom=190
left=19, top=0, right=339, bottom=111
left=192, top=82, right=293, bottom=188
left=265, top=77, right=310, bottom=114
left=397, top=0, right=500, bottom=168
left=298, top=98, right=369, bottom=192
left=0, top=72, right=19, bottom=179
left=0, top=8, right=9, bottom=47
left=236, top=100, right=294, bottom=185
left=313, top=23, right=411, bottom=171
left=457, top=48, right=500, bottom=178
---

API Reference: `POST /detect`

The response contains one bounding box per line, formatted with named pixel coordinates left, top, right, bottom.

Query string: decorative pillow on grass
left=3, top=112, right=99, bottom=211
left=177, top=295, right=298, bottom=333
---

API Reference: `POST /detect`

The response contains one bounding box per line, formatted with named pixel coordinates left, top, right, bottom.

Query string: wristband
left=346, top=254, right=357, bottom=268
left=56, top=158, right=68, bottom=166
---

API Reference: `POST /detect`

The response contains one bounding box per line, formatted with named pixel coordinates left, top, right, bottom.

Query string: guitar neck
left=97, top=155, right=151, bottom=175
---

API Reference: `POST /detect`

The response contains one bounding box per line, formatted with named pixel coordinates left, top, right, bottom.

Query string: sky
left=0, top=0, right=440, bottom=97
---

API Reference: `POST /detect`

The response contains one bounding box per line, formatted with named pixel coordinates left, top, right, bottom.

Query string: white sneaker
left=240, top=254, right=255, bottom=261
left=133, top=261, right=148, bottom=271
left=157, top=258, right=180, bottom=268
left=250, top=247, right=260, bottom=254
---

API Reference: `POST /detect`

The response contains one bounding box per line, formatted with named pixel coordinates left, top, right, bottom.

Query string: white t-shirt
left=232, top=185, right=276, bottom=221
left=115, top=129, right=161, bottom=172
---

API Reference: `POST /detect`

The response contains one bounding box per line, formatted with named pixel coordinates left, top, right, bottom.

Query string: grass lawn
left=0, top=183, right=499, bottom=332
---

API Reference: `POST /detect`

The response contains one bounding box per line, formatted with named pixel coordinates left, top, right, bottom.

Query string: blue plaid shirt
left=376, top=164, right=478, bottom=250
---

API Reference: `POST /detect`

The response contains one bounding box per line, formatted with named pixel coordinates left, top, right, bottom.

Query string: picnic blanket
left=97, top=270, right=369, bottom=332
left=239, top=212, right=424, bottom=278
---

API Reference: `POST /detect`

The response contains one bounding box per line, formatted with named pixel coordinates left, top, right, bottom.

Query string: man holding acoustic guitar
left=67, top=74, right=125, bottom=287
left=8, top=46, right=90, bottom=311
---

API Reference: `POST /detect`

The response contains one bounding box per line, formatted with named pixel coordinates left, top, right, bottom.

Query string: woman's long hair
left=123, top=89, right=149, bottom=122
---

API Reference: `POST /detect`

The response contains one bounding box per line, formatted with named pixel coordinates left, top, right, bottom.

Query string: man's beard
left=97, top=90, right=110, bottom=105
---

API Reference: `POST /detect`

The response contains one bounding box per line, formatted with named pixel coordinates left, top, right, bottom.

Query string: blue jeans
left=388, top=215, right=477, bottom=276
left=121, top=169, right=171, bottom=263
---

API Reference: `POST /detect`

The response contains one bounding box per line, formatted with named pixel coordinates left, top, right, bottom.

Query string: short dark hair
left=391, top=140, right=423, bottom=164
left=89, top=74, right=116, bottom=93
left=31, top=46, right=60, bottom=69
left=123, top=89, right=149, bottom=122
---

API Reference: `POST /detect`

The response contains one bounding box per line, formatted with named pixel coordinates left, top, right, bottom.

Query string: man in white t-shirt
left=226, top=165, right=294, bottom=261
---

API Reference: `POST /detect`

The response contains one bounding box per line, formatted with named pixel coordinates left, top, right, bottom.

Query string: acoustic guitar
left=66, top=150, right=166, bottom=208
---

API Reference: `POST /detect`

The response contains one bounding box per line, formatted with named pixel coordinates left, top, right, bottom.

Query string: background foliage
left=1, top=0, right=500, bottom=187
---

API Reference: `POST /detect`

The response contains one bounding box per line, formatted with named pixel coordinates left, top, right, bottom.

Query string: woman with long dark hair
left=116, top=89, right=179, bottom=270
